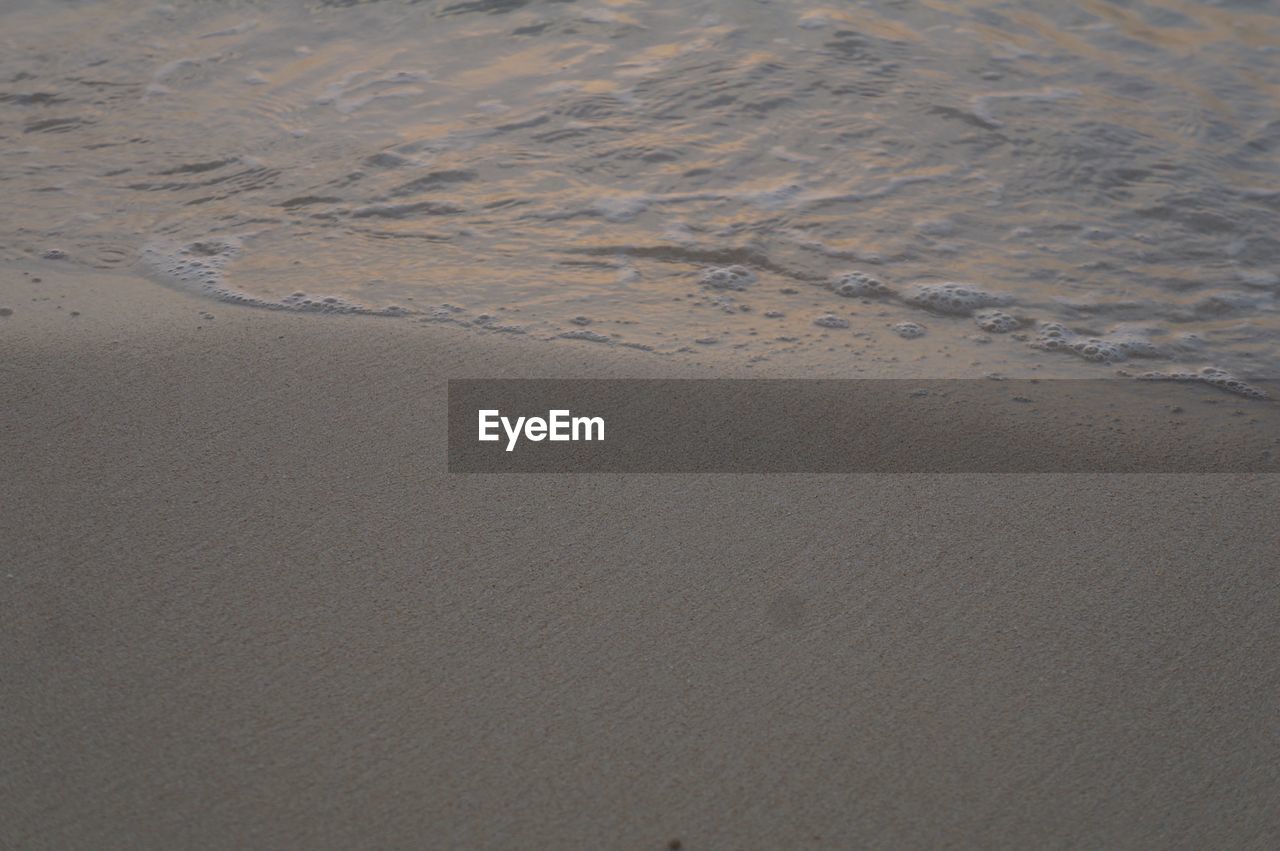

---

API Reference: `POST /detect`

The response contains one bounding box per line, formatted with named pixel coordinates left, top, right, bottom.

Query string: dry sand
left=3, top=264, right=1279, bottom=848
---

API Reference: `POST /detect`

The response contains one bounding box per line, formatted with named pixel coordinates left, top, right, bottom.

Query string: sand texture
left=3, top=266, right=1280, bottom=849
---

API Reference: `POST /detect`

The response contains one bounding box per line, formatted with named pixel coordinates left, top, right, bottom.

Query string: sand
left=3, top=264, right=1279, bottom=849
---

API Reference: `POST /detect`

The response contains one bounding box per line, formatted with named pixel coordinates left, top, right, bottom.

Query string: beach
left=5, top=0, right=1280, bottom=842
left=4, top=263, right=1279, bottom=848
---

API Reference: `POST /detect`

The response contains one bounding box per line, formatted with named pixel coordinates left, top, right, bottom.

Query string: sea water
left=2, top=0, right=1279, bottom=390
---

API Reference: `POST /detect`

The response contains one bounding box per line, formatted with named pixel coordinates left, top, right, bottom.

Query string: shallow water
left=3, top=0, right=1279, bottom=385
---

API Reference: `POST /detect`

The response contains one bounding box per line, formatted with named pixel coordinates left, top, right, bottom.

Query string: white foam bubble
left=905, top=282, right=1009, bottom=315
left=142, top=238, right=405, bottom=316
left=891, top=322, right=926, bottom=339
left=973, top=310, right=1021, bottom=333
left=700, top=265, right=756, bottom=290
left=558, top=329, right=612, bottom=343
left=830, top=271, right=892, bottom=298
left=1030, top=322, right=1165, bottom=363
left=1136, top=368, right=1270, bottom=399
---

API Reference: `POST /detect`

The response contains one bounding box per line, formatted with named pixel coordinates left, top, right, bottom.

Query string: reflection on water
left=2, top=0, right=1279, bottom=383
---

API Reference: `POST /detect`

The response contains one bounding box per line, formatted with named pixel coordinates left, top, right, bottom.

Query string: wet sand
left=3, top=266, right=1280, bottom=848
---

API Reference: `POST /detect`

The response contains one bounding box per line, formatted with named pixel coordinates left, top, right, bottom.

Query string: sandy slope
left=3, top=265, right=1278, bottom=849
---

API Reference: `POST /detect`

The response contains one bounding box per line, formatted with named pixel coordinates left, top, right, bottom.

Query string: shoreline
left=4, top=263, right=1280, bottom=847
left=10, top=256, right=1280, bottom=385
